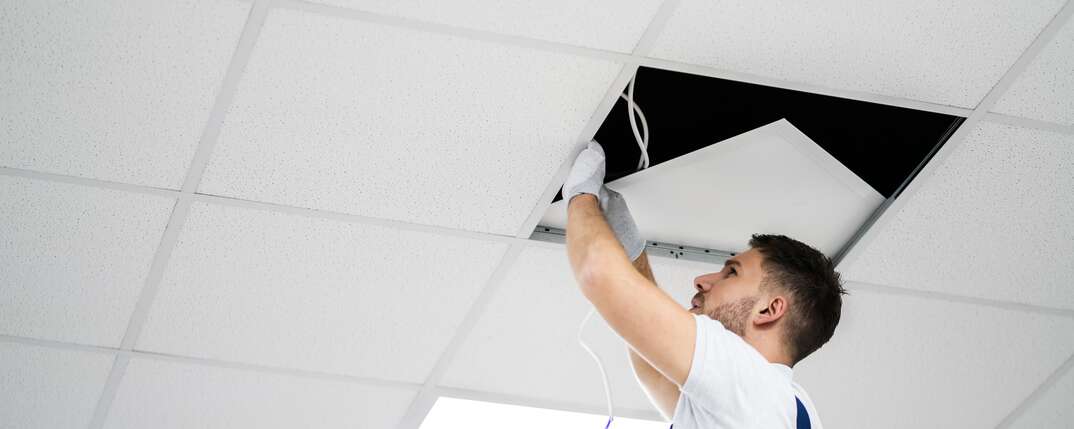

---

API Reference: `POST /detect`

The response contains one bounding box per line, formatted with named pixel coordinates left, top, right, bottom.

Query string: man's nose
left=695, top=279, right=712, bottom=292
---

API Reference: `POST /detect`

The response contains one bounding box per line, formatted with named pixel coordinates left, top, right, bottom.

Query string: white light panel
left=104, top=357, right=416, bottom=429
left=840, top=123, right=1074, bottom=309
left=440, top=243, right=708, bottom=414
left=648, top=0, right=1066, bottom=108
left=199, top=8, right=621, bottom=235
left=0, top=0, right=250, bottom=188
left=308, top=0, right=664, bottom=53
left=795, top=283, right=1074, bottom=429
left=993, top=15, right=1074, bottom=125
left=136, top=202, right=508, bottom=383
left=540, top=119, right=883, bottom=256
left=420, top=396, right=668, bottom=429
left=0, top=342, right=113, bottom=429
left=0, top=176, right=174, bottom=346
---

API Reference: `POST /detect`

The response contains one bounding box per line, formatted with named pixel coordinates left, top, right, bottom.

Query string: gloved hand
left=562, top=140, right=646, bottom=260
left=601, top=186, right=646, bottom=261
left=561, top=140, right=609, bottom=204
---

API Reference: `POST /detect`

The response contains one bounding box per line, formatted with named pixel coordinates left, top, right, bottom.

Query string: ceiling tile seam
left=273, top=0, right=970, bottom=119
left=513, top=0, right=684, bottom=238
left=639, top=56, right=974, bottom=117
left=0, top=333, right=421, bottom=392
left=191, top=193, right=522, bottom=245
left=0, top=165, right=529, bottom=246
left=846, top=280, right=1074, bottom=319
left=86, top=355, right=130, bottom=429
left=84, top=3, right=272, bottom=428
left=984, top=112, right=1074, bottom=135
left=434, top=386, right=666, bottom=423
left=180, top=0, right=271, bottom=193
left=0, top=167, right=179, bottom=198
left=994, top=350, right=1074, bottom=428
left=392, top=244, right=526, bottom=429
left=834, top=0, right=1074, bottom=272
left=832, top=117, right=964, bottom=266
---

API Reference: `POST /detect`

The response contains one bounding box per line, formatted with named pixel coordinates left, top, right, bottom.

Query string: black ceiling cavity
left=553, top=66, right=964, bottom=203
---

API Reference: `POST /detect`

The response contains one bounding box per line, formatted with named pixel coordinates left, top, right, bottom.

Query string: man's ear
left=755, top=295, right=787, bottom=327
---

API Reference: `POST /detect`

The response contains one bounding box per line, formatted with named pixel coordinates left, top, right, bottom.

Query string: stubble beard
left=706, top=295, right=758, bottom=337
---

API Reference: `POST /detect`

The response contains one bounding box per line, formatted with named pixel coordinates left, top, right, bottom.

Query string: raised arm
left=626, top=251, right=684, bottom=421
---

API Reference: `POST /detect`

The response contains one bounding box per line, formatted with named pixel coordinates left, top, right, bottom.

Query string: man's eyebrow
left=724, top=259, right=742, bottom=271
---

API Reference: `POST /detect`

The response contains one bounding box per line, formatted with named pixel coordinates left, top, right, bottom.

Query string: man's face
left=689, top=248, right=766, bottom=336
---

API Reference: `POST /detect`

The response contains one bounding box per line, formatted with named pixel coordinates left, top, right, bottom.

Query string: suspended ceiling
left=1, top=0, right=1073, bottom=428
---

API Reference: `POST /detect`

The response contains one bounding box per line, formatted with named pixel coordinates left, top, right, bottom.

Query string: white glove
left=602, top=186, right=646, bottom=261
left=562, top=140, right=646, bottom=260
left=561, top=140, right=609, bottom=204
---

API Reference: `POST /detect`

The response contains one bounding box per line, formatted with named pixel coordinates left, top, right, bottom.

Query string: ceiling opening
left=538, top=67, right=964, bottom=261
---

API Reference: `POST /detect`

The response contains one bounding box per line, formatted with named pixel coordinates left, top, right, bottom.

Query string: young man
left=563, top=141, right=846, bottom=428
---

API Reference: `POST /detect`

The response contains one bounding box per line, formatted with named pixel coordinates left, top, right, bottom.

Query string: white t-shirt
left=671, top=314, right=823, bottom=429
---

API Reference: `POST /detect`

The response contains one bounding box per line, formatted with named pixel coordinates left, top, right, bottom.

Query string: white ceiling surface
left=540, top=119, right=884, bottom=256
left=2, top=0, right=1074, bottom=428
left=1009, top=362, right=1074, bottom=429
left=136, top=202, right=508, bottom=383
left=993, top=15, right=1074, bottom=125
left=794, top=284, right=1074, bottom=429
left=308, top=0, right=665, bottom=53
left=0, top=342, right=114, bottom=429
left=103, top=357, right=417, bottom=429
left=0, top=0, right=250, bottom=189
left=840, top=122, right=1074, bottom=310
left=440, top=244, right=704, bottom=417
left=649, top=0, right=1066, bottom=108
left=198, top=8, right=622, bottom=236
left=0, top=176, right=174, bottom=347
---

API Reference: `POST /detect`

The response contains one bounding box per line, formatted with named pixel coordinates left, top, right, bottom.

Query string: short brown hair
left=748, top=234, right=847, bottom=364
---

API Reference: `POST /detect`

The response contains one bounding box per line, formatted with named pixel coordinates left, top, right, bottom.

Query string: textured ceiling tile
left=0, top=176, right=174, bottom=346
left=649, top=0, right=1065, bottom=107
left=308, top=0, right=664, bottom=53
left=795, top=285, right=1074, bottom=428
left=840, top=123, right=1074, bottom=309
left=136, top=202, right=508, bottom=383
left=993, top=15, right=1074, bottom=125
left=0, top=0, right=250, bottom=189
left=200, top=9, right=621, bottom=236
left=0, top=342, right=114, bottom=429
left=1009, top=362, right=1074, bottom=429
left=104, top=358, right=416, bottom=429
left=440, top=244, right=714, bottom=412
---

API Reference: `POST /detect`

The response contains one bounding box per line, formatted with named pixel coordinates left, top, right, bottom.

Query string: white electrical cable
left=578, top=70, right=651, bottom=428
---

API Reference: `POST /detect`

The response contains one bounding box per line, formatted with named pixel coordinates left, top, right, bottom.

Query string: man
left=562, top=141, right=846, bottom=428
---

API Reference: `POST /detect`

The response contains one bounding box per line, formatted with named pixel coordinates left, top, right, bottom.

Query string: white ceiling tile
left=308, top=0, right=664, bottom=53
left=0, top=342, right=114, bottom=429
left=540, top=120, right=883, bottom=256
left=136, top=202, right=508, bottom=383
left=199, top=9, right=621, bottom=236
left=840, top=123, right=1074, bottom=309
left=104, top=357, right=416, bottom=429
left=795, top=284, right=1074, bottom=429
left=1009, top=362, right=1074, bottom=429
left=993, top=15, right=1074, bottom=125
left=649, top=0, right=1065, bottom=107
left=0, top=0, right=250, bottom=188
left=440, top=244, right=713, bottom=412
left=0, top=176, right=174, bottom=346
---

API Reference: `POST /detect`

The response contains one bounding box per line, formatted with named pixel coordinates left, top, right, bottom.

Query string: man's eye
left=730, top=268, right=737, bottom=276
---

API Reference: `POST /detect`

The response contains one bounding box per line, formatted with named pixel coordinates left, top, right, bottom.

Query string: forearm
left=625, top=252, right=680, bottom=420
left=565, top=194, right=629, bottom=287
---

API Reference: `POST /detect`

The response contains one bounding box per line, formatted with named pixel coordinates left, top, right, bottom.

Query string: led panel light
left=419, top=397, right=668, bottom=429
left=540, top=119, right=884, bottom=256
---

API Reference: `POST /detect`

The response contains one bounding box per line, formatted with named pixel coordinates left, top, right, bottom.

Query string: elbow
left=574, top=253, right=615, bottom=296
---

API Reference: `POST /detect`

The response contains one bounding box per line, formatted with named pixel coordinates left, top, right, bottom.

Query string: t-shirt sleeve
left=680, top=313, right=772, bottom=415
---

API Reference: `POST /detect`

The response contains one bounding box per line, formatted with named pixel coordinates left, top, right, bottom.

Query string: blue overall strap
left=795, top=396, right=811, bottom=429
